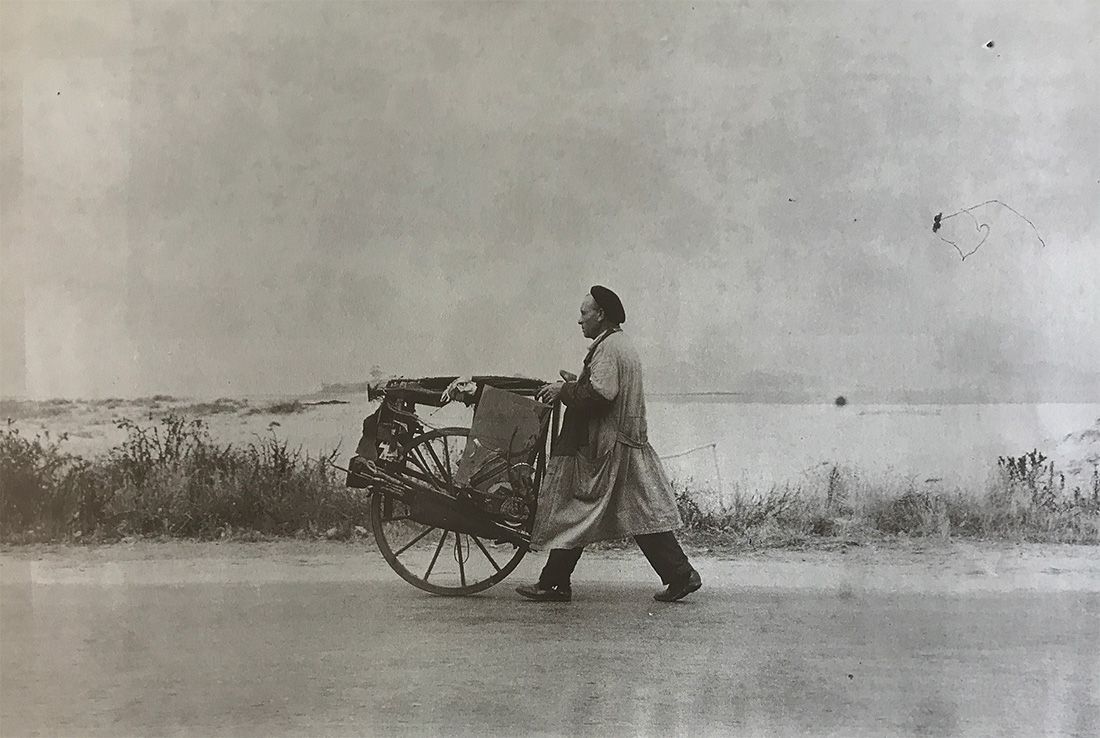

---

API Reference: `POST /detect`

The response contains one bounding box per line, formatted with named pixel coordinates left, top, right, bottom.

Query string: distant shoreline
left=2, top=393, right=1098, bottom=407
left=647, top=393, right=1100, bottom=406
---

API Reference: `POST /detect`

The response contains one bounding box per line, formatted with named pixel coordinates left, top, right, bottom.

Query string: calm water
left=646, top=401, right=1100, bottom=496
left=239, top=399, right=1100, bottom=495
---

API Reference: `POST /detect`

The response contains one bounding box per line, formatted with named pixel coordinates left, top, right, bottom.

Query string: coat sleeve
left=559, top=379, right=613, bottom=411
left=586, top=342, right=619, bottom=402
left=559, top=342, right=619, bottom=411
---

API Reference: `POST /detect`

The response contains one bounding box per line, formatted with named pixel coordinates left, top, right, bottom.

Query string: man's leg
left=538, top=548, right=584, bottom=588
left=635, top=531, right=701, bottom=601
left=634, top=532, right=693, bottom=584
left=516, top=548, right=583, bottom=601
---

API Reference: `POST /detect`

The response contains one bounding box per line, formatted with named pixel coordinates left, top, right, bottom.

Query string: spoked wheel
left=370, top=427, right=528, bottom=596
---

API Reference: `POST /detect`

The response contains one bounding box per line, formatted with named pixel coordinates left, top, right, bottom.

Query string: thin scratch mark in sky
left=932, top=200, right=1046, bottom=261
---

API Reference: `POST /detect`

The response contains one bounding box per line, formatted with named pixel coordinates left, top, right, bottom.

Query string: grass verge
left=673, top=452, right=1100, bottom=547
left=2, top=417, right=1098, bottom=545
left=1, top=416, right=366, bottom=543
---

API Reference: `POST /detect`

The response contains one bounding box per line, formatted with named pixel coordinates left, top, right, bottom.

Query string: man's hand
left=537, top=381, right=565, bottom=404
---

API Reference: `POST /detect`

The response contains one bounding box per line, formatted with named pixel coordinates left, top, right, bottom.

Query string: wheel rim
left=370, top=427, right=528, bottom=595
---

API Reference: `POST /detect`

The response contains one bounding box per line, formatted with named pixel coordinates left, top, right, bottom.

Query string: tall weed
left=0, top=415, right=365, bottom=541
left=4, top=418, right=1098, bottom=545
left=672, top=453, right=1100, bottom=547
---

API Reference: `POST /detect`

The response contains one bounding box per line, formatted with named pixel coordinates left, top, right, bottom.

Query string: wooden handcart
left=343, top=375, right=559, bottom=595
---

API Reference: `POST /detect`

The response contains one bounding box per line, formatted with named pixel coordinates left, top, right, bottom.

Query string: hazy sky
left=1, top=0, right=1098, bottom=400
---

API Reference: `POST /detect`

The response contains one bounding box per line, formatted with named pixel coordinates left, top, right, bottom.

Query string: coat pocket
left=572, top=447, right=616, bottom=502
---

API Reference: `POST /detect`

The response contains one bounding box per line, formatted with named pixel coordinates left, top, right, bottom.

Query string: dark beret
left=590, top=285, right=626, bottom=324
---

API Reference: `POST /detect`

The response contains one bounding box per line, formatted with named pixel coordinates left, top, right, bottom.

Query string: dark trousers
left=538, top=531, right=694, bottom=588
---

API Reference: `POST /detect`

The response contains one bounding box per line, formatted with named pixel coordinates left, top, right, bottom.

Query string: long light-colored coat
left=530, top=330, right=682, bottom=549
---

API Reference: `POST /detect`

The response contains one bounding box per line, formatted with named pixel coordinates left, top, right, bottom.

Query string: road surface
left=2, top=540, right=1098, bottom=736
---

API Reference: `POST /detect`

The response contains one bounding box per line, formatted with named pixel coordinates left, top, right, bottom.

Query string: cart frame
left=345, top=375, right=559, bottom=595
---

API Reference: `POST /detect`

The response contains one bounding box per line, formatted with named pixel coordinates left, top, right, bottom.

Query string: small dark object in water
left=932, top=212, right=942, bottom=232
left=835, top=396, right=847, bottom=407
left=986, top=40, right=994, bottom=48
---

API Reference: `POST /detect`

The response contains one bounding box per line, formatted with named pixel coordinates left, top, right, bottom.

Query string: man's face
left=578, top=294, right=605, bottom=339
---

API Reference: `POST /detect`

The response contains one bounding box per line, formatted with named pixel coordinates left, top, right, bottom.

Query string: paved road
left=2, top=542, right=1098, bottom=736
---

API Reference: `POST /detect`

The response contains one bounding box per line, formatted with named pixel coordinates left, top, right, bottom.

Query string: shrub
left=4, top=419, right=1099, bottom=547
left=0, top=425, right=70, bottom=533
left=866, top=488, right=950, bottom=538
left=675, top=483, right=813, bottom=546
left=0, top=415, right=367, bottom=542
left=672, top=451, right=1100, bottom=548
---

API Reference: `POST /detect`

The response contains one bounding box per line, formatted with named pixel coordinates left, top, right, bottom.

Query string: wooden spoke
left=405, top=449, right=434, bottom=479
left=441, top=435, right=452, bottom=481
left=396, top=464, right=440, bottom=489
left=424, top=441, right=451, bottom=486
left=470, top=535, right=502, bottom=573
left=424, top=530, right=448, bottom=581
left=368, top=427, right=533, bottom=596
left=469, top=457, right=508, bottom=488
left=411, top=446, right=434, bottom=476
left=393, top=526, right=435, bottom=557
left=456, top=535, right=467, bottom=588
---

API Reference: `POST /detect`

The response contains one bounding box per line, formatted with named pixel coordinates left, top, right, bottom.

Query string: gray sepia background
left=1, top=0, right=1097, bottom=402
left=2, top=6, right=1100, bottom=737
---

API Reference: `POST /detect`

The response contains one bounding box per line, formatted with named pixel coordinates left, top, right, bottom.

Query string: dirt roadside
left=3, top=538, right=1099, bottom=593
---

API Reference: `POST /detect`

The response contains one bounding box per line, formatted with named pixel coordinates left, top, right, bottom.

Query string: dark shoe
left=515, top=583, right=572, bottom=602
left=653, top=570, right=702, bottom=602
